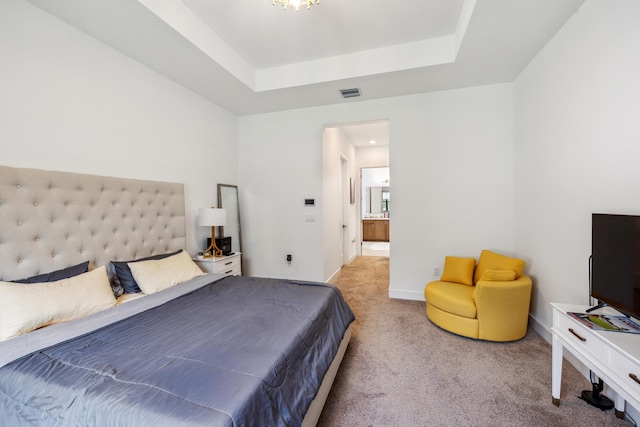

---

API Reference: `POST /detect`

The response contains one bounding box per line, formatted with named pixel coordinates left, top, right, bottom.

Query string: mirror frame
left=217, top=184, right=242, bottom=257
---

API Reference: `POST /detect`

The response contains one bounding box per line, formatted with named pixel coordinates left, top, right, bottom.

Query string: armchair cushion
left=424, top=281, right=476, bottom=319
left=473, top=250, right=525, bottom=285
left=480, top=269, right=516, bottom=281
left=441, top=256, right=476, bottom=286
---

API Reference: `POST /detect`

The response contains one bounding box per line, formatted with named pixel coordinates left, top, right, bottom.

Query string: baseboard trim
left=326, top=268, right=341, bottom=284
left=388, top=289, right=424, bottom=301
left=327, top=255, right=358, bottom=284
left=531, top=314, right=552, bottom=343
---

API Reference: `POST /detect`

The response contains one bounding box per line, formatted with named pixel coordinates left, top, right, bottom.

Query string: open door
left=340, top=156, right=350, bottom=266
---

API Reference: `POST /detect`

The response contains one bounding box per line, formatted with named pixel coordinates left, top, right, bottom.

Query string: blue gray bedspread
left=0, top=276, right=355, bottom=426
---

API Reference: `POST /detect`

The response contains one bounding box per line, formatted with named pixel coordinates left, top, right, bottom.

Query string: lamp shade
left=198, top=208, right=226, bottom=227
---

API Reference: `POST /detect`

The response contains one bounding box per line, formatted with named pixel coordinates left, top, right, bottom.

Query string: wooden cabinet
left=362, top=220, right=389, bottom=242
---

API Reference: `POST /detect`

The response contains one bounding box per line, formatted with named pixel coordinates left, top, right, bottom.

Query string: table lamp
left=198, top=207, right=226, bottom=258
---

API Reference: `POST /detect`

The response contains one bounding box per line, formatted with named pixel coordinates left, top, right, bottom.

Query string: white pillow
left=128, top=250, right=205, bottom=295
left=0, top=266, right=116, bottom=341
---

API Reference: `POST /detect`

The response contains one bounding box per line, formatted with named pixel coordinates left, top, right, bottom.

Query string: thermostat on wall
left=305, top=199, right=315, bottom=206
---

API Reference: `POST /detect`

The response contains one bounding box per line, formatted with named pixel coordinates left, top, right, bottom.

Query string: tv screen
left=591, top=213, right=640, bottom=319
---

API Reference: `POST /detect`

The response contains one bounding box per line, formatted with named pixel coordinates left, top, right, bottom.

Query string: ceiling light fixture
left=272, top=0, right=319, bottom=11
left=369, top=140, right=377, bottom=145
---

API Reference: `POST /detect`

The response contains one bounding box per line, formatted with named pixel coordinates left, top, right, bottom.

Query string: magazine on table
left=569, top=312, right=640, bottom=334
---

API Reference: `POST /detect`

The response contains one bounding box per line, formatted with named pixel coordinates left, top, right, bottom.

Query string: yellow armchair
left=424, top=250, right=532, bottom=342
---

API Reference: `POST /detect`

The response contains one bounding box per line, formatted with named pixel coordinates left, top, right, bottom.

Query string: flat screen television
left=591, top=213, right=640, bottom=319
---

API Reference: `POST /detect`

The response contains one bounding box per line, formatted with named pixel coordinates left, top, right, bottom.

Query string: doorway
left=321, top=119, right=389, bottom=282
left=340, top=156, right=350, bottom=266
left=361, top=166, right=390, bottom=257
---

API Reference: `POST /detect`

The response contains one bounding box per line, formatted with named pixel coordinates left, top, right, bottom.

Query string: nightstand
left=194, top=252, right=242, bottom=276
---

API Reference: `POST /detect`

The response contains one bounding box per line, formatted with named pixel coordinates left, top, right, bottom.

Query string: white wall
left=388, top=85, right=515, bottom=299
left=0, top=0, right=239, bottom=255
left=514, top=0, right=640, bottom=334
left=322, top=127, right=357, bottom=281
left=239, top=83, right=515, bottom=297
left=237, top=115, right=324, bottom=280
left=4, top=1, right=514, bottom=304
left=357, top=146, right=390, bottom=171
left=514, top=4, right=640, bottom=415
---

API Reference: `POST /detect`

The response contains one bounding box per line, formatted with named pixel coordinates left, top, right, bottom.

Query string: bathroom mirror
left=364, top=186, right=390, bottom=216
left=217, top=184, right=242, bottom=255
left=361, top=167, right=390, bottom=217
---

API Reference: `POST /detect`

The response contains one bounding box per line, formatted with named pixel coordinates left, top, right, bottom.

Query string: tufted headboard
left=0, top=165, right=186, bottom=281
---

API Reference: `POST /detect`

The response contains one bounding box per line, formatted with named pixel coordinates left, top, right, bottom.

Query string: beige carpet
left=318, top=256, right=632, bottom=426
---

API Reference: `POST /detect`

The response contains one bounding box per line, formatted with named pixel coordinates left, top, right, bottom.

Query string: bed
left=0, top=165, right=354, bottom=426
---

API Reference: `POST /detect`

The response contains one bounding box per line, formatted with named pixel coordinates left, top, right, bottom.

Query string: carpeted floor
left=317, top=256, right=633, bottom=426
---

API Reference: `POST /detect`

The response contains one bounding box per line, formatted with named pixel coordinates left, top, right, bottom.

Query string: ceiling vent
left=340, top=88, right=361, bottom=98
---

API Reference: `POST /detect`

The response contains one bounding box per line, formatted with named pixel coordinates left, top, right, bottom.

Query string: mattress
left=0, top=275, right=355, bottom=426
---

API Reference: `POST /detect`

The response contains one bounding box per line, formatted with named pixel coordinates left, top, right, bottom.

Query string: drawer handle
left=224, top=261, right=233, bottom=266
left=568, top=328, right=586, bottom=342
left=224, top=270, right=233, bottom=274
left=630, top=373, right=640, bottom=385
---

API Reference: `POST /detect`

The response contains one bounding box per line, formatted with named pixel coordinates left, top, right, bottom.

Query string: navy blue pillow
left=13, top=261, right=90, bottom=283
left=112, top=249, right=182, bottom=294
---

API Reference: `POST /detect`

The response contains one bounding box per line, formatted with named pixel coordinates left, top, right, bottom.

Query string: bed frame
left=0, top=164, right=349, bottom=426
left=0, top=165, right=186, bottom=282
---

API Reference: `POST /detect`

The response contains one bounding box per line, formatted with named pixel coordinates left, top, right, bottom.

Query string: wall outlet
left=433, top=267, right=440, bottom=277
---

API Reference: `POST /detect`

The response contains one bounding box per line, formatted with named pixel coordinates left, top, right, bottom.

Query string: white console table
left=551, top=303, right=640, bottom=417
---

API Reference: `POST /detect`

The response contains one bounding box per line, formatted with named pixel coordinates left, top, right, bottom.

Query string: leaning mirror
left=217, top=184, right=242, bottom=256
